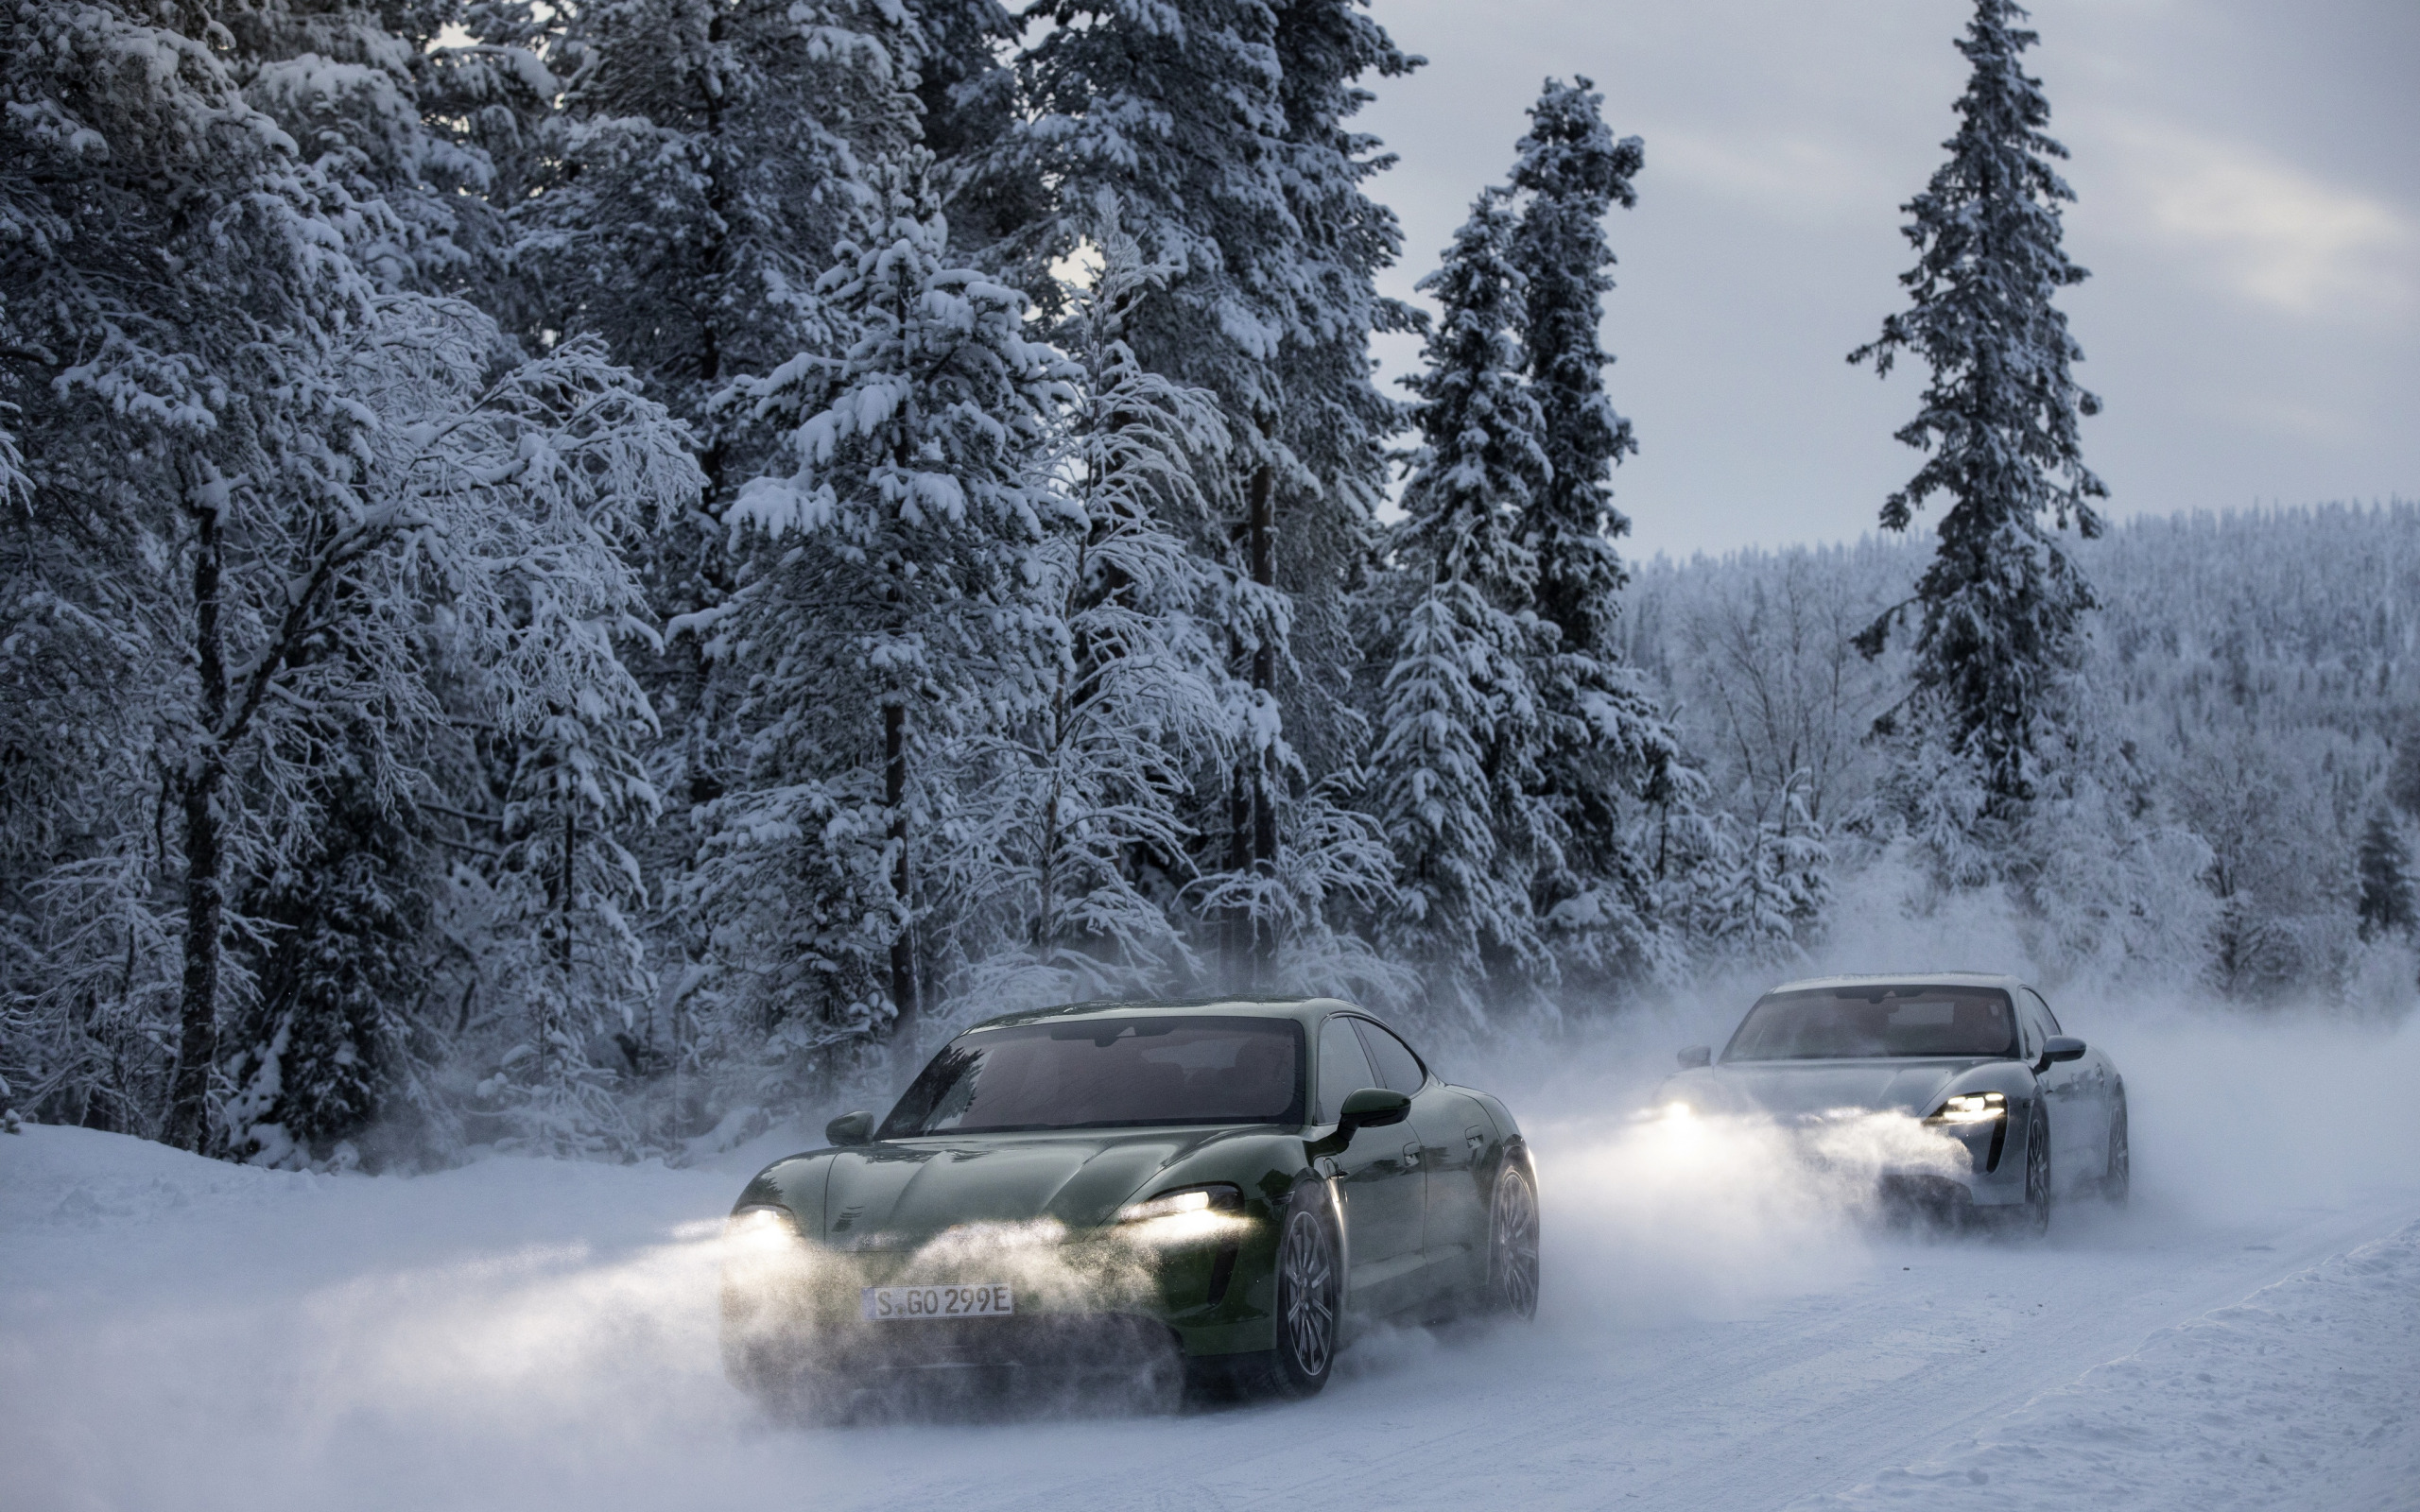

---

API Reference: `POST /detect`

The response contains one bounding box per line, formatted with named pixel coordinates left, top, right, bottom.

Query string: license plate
left=860, top=1283, right=1015, bottom=1321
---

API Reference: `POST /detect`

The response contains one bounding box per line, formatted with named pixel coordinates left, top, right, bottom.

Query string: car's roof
left=963, top=995, right=1361, bottom=1034
left=1760, top=971, right=2035, bottom=996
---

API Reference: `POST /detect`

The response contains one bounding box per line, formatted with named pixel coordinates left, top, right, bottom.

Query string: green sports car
left=719, top=996, right=1539, bottom=1411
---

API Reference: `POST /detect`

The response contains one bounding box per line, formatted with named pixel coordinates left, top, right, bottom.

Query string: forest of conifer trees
left=4, top=0, right=2413, bottom=1169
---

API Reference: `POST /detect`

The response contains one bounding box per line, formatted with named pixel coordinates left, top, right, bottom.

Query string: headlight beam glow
left=1930, top=1091, right=2008, bottom=1125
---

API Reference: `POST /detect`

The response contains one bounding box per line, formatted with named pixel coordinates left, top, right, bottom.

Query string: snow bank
left=0, top=1125, right=759, bottom=1512
left=1800, top=1221, right=2420, bottom=1511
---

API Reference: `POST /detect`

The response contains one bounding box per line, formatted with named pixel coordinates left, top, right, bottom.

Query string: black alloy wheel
left=2009, top=1103, right=2051, bottom=1238
left=1253, top=1194, right=1340, bottom=1398
left=1487, top=1164, right=1541, bottom=1319
left=2103, top=1095, right=2131, bottom=1207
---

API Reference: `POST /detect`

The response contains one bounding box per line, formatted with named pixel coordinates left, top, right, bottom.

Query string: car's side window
left=1315, top=1016, right=1377, bottom=1124
left=2023, top=988, right=2063, bottom=1036
left=2014, top=994, right=2048, bottom=1059
left=1353, top=1019, right=1428, bottom=1096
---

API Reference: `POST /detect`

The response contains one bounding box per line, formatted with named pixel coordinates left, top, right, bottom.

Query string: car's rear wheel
left=2102, top=1093, right=2131, bottom=1207
left=1486, top=1163, right=1540, bottom=1319
left=1239, top=1191, right=1340, bottom=1399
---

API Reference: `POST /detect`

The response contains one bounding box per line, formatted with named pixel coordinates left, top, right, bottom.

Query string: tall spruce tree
left=501, top=0, right=941, bottom=501
left=489, top=0, right=984, bottom=1094
left=1851, top=0, right=2104, bottom=813
left=219, top=0, right=537, bottom=301
left=1374, top=189, right=1554, bottom=1019
left=992, top=1, right=1412, bottom=989
left=1506, top=77, right=1681, bottom=983
left=196, top=0, right=537, bottom=1163
left=2357, top=811, right=2416, bottom=943
left=687, top=159, right=1076, bottom=1068
left=936, top=228, right=1233, bottom=1006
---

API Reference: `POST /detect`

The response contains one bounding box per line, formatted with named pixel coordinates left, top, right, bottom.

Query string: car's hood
left=820, top=1127, right=1247, bottom=1249
left=1684, top=1058, right=2000, bottom=1120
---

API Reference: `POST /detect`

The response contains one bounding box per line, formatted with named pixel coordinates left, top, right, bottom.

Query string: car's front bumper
left=717, top=1210, right=1283, bottom=1390
left=1905, top=1105, right=2029, bottom=1207
left=1754, top=1102, right=2032, bottom=1209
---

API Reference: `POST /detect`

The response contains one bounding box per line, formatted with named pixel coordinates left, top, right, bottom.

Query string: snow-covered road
left=8, top=1010, right=2418, bottom=1512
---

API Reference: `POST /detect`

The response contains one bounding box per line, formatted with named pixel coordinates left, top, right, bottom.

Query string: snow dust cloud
left=6, top=1175, right=761, bottom=1511
left=1435, top=865, right=2420, bottom=1348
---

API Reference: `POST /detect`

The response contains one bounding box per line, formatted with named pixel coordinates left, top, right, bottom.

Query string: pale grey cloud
left=1357, top=0, right=2420, bottom=557
left=2089, top=112, right=2419, bottom=318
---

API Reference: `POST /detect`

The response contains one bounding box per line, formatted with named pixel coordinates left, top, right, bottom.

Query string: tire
left=1237, top=1189, right=1340, bottom=1400
left=1486, top=1162, right=1541, bottom=1320
left=2102, top=1094, right=2131, bottom=1207
left=2000, top=1102, right=2051, bottom=1239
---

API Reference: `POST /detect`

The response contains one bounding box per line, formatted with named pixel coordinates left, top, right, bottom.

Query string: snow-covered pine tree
left=910, top=1, right=1028, bottom=254
left=992, top=0, right=1296, bottom=420
left=219, top=0, right=534, bottom=299
left=936, top=226, right=1233, bottom=1008
left=998, top=0, right=1412, bottom=988
left=194, top=306, right=695, bottom=1159
left=190, top=0, right=545, bottom=1162
left=0, top=0, right=698, bottom=1153
left=1262, top=0, right=1424, bottom=746
left=1850, top=0, right=2104, bottom=815
left=503, top=0, right=925, bottom=503
left=1505, top=77, right=1684, bottom=988
left=2387, top=713, right=2420, bottom=820
left=1374, top=188, right=1554, bottom=1021
left=688, top=157, right=1076, bottom=1083
left=1512, top=77, right=1638, bottom=673
left=2357, top=811, right=2416, bottom=943
left=466, top=679, right=664, bottom=1156
left=1218, top=0, right=1417, bottom=993
left=0, top=0, right=395, bottom=1148
left=219, top=755, right=446, bottom=1169
left=484, top=0, right=965, bottom=1100
left=1690, top=780, right=1830, bottom=969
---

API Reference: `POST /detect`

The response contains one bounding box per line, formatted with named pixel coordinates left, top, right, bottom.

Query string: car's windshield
left=877, top=1016, right=1305, bottom=1137
left=1723, top=987, right=2018, bottom=1061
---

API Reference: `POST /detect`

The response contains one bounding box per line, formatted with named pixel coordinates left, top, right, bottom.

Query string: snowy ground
left=8, top=1008, right=2419, bottom=1512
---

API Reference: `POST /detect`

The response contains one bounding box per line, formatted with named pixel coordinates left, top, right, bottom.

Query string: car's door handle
left=1403, top=1142, right=1423, bottom=1167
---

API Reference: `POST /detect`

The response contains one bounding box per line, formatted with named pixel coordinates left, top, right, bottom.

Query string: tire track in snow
left=1796, top=1221, right=2420, bottom=1511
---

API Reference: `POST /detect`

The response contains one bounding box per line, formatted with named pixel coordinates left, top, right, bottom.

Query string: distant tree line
left=1629, top=501, right=2420, bottom=1008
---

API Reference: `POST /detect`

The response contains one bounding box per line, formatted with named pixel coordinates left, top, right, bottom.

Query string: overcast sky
left=1354, top=0, right=2420, bottom=558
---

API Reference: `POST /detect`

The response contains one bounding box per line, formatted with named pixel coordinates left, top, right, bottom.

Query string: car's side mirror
left=825, top=1110, right=874, bottom=1147
left=1339, top=1087, right=1411, bottom=1132
left=1306, top=1087, right=1411, bottom=1158
left=1677, top=1045, right=1712, bottom=1070
left=2039, top=1036, right=2086, bottom=1068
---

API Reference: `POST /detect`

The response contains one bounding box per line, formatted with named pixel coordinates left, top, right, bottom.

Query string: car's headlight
left=1115, top=1183, right=1244, bottom=1224
left=1930, top=1091, right=2007, bottom=1124
left=725, top=1203, right=803, bottom=1253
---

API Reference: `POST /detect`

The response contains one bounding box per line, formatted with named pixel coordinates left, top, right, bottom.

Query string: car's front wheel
left=1241, top=1191, right=1340, bottom=1399
left=2001, top=1102, right=2051, bottom=1239
left=1486, top=1163, right=1540, bottom=1319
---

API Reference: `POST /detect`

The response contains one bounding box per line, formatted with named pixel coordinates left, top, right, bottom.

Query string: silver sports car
left=1661, top=973, right=2129, bottom=1231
